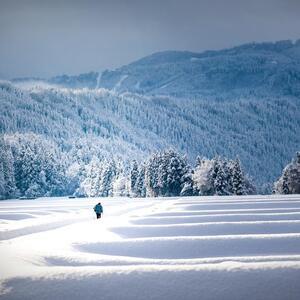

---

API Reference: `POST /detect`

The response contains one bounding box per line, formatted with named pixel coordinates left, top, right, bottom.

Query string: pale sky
left=0, top=0, right=299, bottom=79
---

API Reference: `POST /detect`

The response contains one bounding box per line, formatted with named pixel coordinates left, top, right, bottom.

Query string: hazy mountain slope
left=46, top=40, right=300, bottom=97
left=1, top=80, right=299, bottom=188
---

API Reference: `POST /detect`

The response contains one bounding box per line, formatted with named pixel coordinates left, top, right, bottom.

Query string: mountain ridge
left=12, top=39, right=298, bottom=97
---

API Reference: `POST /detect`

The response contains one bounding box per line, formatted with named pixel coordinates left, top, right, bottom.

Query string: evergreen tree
left=231, top=158, right=246, bottom=195
left=192, top=157, right=215, bottom=195
left=166, top=150, right=188, bottom=196
left=274, top=151, right=300, bottom=194
left=195, top=156, right=203, bottom=168
left=157, top=151, right=169, bottom=196
left=0, top=161, right=6, bottom=199
left=0, top=141, right=17, bottom=198
left=80, top=157, right=102, bottom=197
left=281, top=173, right=290, bottom=194
left=135, top=164, right=146, bottom=197
left=192, top=156, right=254, bottom=196
left=296, top=152, right=300, bottom=164
left=113, top=174, right=130, bottom=197
left=180, top=171, right=194, bottom=196
left=213, top=158, right=227, bottom=195
left=7, top=134, right=67, bottom=198
left=98, top=159, right=117, bottom=197
left=130, top=160, right=139, bottom=196
left=145, top=152, right=161, bottom=197
left=145, top=149, right=190, bottom=197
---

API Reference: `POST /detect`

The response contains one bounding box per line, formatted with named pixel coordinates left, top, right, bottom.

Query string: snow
left=113, top=75, right=128, bottom=91
left=1, top=195, right=300, bottom=299
left=95, top=71, right=102, bottom=89
left=134, top=81, right=140, bottom=90
left=13, top=80, right=58, bottom=90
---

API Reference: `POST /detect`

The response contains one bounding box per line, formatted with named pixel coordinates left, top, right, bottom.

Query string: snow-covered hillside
left=1, top=80, right=299, bottom=190
left=1, top=195, right=300, bottom=299
left=46, top=40, right=300, bottom=97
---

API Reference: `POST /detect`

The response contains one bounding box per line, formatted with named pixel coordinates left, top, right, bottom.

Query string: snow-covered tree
left=145, top=152, right=161, bottom=197
left=130, top=160, right=139, bottom=196
left=195, top=156, right=203, bottom=168
left=212, top=158, right=230, bottom=195
left=6, top=134, right=66, bottom=198
left=193, top=156, right=254, bottom=196
left=78, top=157, right=102, bottom=197
left=98, top=159, right=117, bottom=197
left=10, top=135, right=61, bottom=196
left=180, top=171, right=194, bottom=196
left=274, top=152, right=300, bottom=194
left=112, top=175, right=130, bottom=197
left=166, top=150, right=190, bottom=196
left=145, top=149, right=190, bottom=197
left=192, top=158, right=215, bottom=195
left=134, top=164, right=146, bottom=197
left=0, top=138, right=17, bottom=199
left=0, top=161, right=5, bottom=198
left=231, top=158, right=247, bottom=195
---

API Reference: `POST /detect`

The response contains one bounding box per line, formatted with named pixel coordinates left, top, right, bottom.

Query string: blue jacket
left=94, top=204, right=103, bottom=214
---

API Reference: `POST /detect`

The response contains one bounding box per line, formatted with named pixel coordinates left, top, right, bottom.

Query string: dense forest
left=1, top=81, right=299, bottom=193
left=0, top=133, right=256, bottom=199
left=1, top=130, right=298, bottom=199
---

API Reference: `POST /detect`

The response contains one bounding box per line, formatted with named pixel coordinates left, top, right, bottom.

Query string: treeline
left=1, top=133, right=298, bottom=200
left=0, top=134, right=255, bottom=199
left=0, top=134, right=67, bottom=199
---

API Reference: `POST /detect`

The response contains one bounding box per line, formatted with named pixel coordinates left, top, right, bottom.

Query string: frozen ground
left=1, top=195, right=300, bottom=299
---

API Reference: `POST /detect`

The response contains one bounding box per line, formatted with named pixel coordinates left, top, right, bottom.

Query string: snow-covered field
left=1, top=195, right=300, bottom=299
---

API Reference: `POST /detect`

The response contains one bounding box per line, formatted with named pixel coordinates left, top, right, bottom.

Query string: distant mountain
left=39, top=39, right=300, bottom=97
left=49, top=72, right=99, bottom=89
left=4, top=39, right=300, bottom=190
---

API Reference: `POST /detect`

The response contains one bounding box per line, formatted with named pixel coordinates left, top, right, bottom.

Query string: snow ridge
left=95, top=71, right=102, bottom=89
left=114, top=74, right=128, bottom=91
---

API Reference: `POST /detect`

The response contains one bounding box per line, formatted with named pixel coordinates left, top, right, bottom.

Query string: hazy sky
left=0, top=0, right=300, bottom=79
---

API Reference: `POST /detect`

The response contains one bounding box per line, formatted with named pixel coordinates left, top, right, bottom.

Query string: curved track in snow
left=1, top=195, right=300, bottom=299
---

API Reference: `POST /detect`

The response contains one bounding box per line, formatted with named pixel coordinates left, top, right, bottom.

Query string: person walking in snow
left=93, top=202, right=103, bottom=219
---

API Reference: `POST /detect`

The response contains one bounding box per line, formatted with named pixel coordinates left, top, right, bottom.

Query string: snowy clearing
left=1, top=195, right=300, bottom=299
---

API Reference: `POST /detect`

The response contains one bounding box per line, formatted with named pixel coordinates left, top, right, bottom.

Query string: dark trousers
left=96, top=213, right=101, bottom=219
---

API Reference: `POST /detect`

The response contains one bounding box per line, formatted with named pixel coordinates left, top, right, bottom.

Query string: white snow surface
left=95, top=71, right=102, bottom=89
left=1, top=195, right=300, bottom=299
left=113, top=75, right=128, bottom=91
